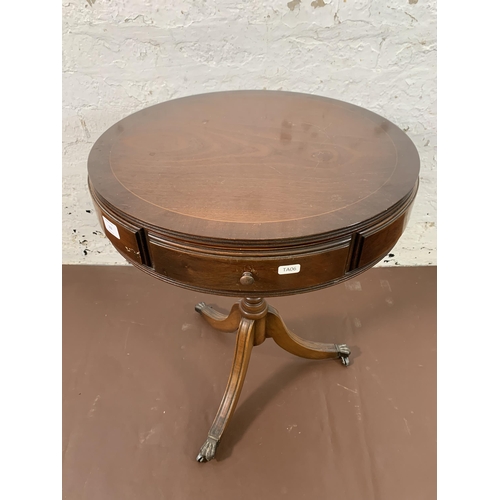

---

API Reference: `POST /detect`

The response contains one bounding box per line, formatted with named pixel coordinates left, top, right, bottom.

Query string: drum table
left=87, top=91, right=420, bottom=462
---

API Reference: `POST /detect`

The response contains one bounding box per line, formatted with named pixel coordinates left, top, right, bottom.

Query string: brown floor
left=63, top=265, right=436, bottom=500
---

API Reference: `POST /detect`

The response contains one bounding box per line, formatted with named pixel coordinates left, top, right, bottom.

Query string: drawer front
left=356, top=209, right=409, bottom=269
left=92, top=201, right=145, bottom=265
left=149, top=240, right=350, bottom=295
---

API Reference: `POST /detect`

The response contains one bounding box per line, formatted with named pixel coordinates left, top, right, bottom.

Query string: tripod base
left=194, top=297, right=350, bottom=463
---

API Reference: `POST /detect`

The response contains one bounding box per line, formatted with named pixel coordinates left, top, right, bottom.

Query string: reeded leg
left=196, top=318, right=255, bottom=462
left=195, top=302, right=242, bottom=333
left=266, top=305, right=351, bottom=366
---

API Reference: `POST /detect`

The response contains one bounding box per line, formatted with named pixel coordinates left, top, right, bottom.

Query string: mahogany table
left=87, top=90, right=420, bottom=463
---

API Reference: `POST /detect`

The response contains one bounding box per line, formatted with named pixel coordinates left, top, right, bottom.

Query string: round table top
left=88, top=90, right=419, bottom=244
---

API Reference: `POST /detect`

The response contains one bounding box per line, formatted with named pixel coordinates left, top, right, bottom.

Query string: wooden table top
left=88, top=91, right=419, bottom=296
left=88, top=90, right=419, bottom=245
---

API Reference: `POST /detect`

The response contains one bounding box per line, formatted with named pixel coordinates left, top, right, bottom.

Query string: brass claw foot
left=196, top=436, right=219, bottom=463
left=335, top=344, right=351, bottom=366
left=195, top=302, right=206, bottom=313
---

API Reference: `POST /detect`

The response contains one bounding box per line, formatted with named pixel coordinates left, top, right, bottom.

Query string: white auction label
left=102, top=216, right=120, bottom=239
left=278, top=264, right=301, bottom=275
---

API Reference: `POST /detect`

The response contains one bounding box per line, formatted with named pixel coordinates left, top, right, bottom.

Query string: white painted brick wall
left=62, top=0, right=436, bottom=266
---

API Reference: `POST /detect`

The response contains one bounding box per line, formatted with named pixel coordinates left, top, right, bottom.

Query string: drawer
left=356, top=210, right=409, bottom=269
left=92, top=200, right=146, bottom=265
left=149, top=239, right=351, bottom=295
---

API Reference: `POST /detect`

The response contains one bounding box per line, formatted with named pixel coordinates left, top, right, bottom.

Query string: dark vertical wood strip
left=346, top=233, right=364, bottom=272
left=137, top=228, right=152, bottom=267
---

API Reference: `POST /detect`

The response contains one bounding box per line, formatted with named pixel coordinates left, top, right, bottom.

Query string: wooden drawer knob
left=239, top=272, right=255, bottom=286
